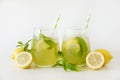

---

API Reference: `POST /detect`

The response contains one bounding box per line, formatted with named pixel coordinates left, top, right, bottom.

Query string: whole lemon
left=95, top=49, right=113, bottom=65
left=11, top=47, right=24, bottom=60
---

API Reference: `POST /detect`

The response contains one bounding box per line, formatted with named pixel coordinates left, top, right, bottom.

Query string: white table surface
left=1, top=49, right=120, bottom=80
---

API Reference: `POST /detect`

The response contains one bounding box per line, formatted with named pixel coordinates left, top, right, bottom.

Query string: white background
left=0, top=0, right=120, bottom=80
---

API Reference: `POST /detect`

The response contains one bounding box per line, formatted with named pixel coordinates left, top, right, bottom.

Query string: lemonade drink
left=62, top=28, right=90, bottom=65
left=31, top=28, right=58, bottom=67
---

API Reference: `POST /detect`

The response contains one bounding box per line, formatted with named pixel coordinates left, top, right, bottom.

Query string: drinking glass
left=62, top=27, right=90, bottom=66
left=31, top=27, right=58, bottom=67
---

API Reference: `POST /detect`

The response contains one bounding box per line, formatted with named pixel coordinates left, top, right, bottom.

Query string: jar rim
left=64, top=26, right=84, bottom=30
left=33, top=26, right=54, bottom=30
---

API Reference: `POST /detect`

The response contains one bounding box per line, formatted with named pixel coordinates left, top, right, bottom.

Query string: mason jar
left=62, top=27, right=90, bottom=66
left=31, top=27, right=58, bottom=67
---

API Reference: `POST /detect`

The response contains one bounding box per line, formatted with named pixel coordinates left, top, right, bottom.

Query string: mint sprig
left=63, top=61, right=80, bottom=72
left=53, top=51, right=80, bottom=72
left=17, top=39, right=31, bottom=52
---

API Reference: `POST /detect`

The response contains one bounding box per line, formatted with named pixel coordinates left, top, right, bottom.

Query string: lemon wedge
left=86, top=51, right=105, bottom=70
left=15, top=52, right=32, bottom=69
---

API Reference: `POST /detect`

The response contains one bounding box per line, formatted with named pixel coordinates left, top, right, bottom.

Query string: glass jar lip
left=64, top=26, right=85, bottom=33
left=33, top=26, right=54, bottom=30
left=64, top=26, right=84, bottom=30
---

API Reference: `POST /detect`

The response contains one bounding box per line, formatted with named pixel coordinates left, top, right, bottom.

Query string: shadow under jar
left=31, top=27, right=58, bottom=67
left=62, top=27, right=90, bottom=66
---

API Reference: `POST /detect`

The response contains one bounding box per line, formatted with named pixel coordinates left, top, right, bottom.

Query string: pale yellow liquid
left=32, top=39, right=58, bottom=66
left=62, top=37, right=90, bottom=65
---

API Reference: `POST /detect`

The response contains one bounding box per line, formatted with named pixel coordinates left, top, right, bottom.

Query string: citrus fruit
left=11, top=47, right=24, bottom=60
left=95, top=49, right=112, bottom=64
left=15, top=52, right=32, bottom=69
left=64, top=38, right=80, bottom=53
left=62, top=37, right=88, bottom=65
left=36, top=40, right=49, bottom=50
left=63, top=37, right=88, bottom=54
left=86, top=51, right=105, bottom=70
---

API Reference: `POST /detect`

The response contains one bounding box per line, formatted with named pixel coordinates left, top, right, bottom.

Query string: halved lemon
left=86, top=51, right=105, bottom=70
left=15, top=52, right=32, bottom=69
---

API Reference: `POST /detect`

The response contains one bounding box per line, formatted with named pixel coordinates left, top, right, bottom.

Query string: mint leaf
left=63, top=61, right=68, bottom=71
left=17, top=41, right=23, bottom=45
left=76, top=37, right=87, bottom=57
left=52, top=51, right=64, bottom=67
left=52, top=60, right=63, bottom=67
left=62, top=61, right=80, bottom=72
left=16, top=39, right=31, bottom=52
left=39, top=29, right=55, bottom=49
left=64, top=63, right=80, bottom=72
left=44, top=39, right=55, bottom=49
left=24, top=39, right=31, bottom=52
left=52, top=51, right=80, bottom=72
left=57, top=51, right=64, bottom=58
left=16, top=41, right=23, bottom=47
left=39, top=33, right=55, bottom=49
left=39, top=32, right=46, bottom=40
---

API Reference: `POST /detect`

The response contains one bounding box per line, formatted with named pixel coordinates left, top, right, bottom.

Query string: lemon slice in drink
left=86, top=51, right=105, bottom=70
left=15, top=52, right=32, bottom=69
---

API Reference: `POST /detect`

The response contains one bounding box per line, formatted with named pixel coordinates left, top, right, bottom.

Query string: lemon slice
left=15, top=52, right=32, bottom=69
left=86, top=51, right=105, bottom=70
